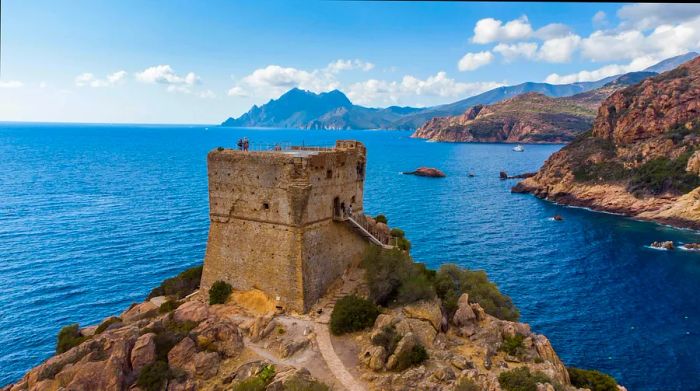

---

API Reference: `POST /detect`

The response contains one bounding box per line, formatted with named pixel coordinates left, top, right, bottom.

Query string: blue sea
left=1, top=123, right=699, bottom=390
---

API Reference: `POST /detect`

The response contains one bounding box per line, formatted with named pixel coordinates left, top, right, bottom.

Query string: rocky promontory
left=2, top=222, right=622, bottom=391
left=513, top=56, right=700, bottom=229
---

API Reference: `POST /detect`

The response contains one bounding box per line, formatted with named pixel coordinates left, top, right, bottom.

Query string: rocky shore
left=513, top=57, right=700, bottom=230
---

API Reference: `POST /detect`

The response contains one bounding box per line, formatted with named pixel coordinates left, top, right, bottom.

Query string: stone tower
left=200, top=140, right=369, bottom=313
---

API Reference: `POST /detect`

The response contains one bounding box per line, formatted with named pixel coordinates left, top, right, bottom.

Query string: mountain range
left=221, top=52, right=699, bottom=131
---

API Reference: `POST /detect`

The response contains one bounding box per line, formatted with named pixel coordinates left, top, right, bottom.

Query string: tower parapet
left=201, top=140, right=369, bottom=312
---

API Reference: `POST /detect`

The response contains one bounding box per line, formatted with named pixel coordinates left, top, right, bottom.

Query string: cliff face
left=513, top=57, right=700, bottom=229
left=412, top=93, right=596, bottom=143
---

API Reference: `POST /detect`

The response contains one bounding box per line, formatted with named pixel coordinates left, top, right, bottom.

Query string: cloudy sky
left=1, top=1, right=699, bottom=124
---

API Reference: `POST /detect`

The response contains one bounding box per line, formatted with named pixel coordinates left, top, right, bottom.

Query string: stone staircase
left=344, top=216, right=394, bottom=249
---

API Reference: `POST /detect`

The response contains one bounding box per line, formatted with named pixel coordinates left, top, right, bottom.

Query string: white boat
left=513, top=144, right=524, bottom=152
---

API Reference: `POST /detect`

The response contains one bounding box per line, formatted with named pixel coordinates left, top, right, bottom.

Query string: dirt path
left=314, top=323, right=366, bottom=391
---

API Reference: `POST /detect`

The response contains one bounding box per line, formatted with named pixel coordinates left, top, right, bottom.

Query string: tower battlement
left=200, top=140, right=369, bottom=312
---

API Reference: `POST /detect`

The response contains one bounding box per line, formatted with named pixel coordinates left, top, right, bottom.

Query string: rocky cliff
left=513, top=56, right=700, bottom=229
left=411, top=93, right=596, bottom=143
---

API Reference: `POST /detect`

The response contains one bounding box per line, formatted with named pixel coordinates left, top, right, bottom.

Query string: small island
left=403, top=167, right=447, bottom=178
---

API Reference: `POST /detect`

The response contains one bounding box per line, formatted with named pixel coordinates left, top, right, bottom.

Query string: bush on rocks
left=233, top=364, right=275, bottom=391
left=434, top=263, right=519, bottom=321
left=147, top=264, right=203, bottom=300
left=371, top=325, right=402, bottom=355
left=362, top=247, right=435, bottom=306
left=498, top=367, right=557, bottom=391
left=500, top=334, right=525, bottom=356
left=209, top=280, right=233, bottom=305
left=567, top=367, right=619, bottom=391
left=95, top=317, right=122, bottom=334
left=454, top=377, right=480, bottom=391
left=330, top=295, right=380, bottom=335
left=137, top=361, right=172, bottom=391
left=375, top=214, right=388, bottom=224
left=56, top=324, right=87, bottom=354
left=159, top=299, right=180, bottom=314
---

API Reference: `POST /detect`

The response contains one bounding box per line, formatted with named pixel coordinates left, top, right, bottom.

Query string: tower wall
left=201, top=141, right=368, bottom=312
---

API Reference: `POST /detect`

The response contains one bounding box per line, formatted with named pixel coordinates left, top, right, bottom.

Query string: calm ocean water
left=0, top=123, right=699, bottom=389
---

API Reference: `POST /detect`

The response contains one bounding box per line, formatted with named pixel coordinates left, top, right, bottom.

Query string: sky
left=1, top=1, right=700, bottom=124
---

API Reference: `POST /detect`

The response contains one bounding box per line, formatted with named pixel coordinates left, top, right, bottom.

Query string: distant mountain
left=221, top=53, right=695, bottom=131
left=411, top=71, right=657, bottom=144
left=643, top=51, right=698, bottom=73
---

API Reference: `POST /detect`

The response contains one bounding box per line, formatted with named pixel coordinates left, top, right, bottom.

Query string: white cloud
left=534, top=23, right=573, bottom=40
left=135, top=65, right=200, bottom=86
left=493, top=42, right=538, bottom=61
left=326, top=59, right=374, bottom=73
left=472, top=16, right=533, bottom=44
left=592, top=11, right=608, bottom=28
left=227, top=59, right=374, bottom=99
left=346, top=71, right=503, bottom=106
left=537, top=34, right=581, bottom=63
left=458, top=51, right=495, bottom=71
left=75, top=71, right=127, bottom=87
left=0, top=80, right=23, bottom=88
left=617, top=4, right=700, bottom=30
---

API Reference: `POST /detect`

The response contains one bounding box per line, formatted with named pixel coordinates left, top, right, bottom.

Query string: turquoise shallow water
left=1, top=123, right=699, bottom=390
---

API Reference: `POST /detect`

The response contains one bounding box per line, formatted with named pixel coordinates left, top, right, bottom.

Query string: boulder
left=130, top=333, right=157, bottom=372
left=386, top=332, right=418, bottom=370
left=360, top=345, right=387, bottom=371
left=533, top=335, right=570, bottom=385
left=403, top=300, right=443, bottom=331
left=168, top=337, right=197, bottom=373
left=405, top=318, right=437, bottom=348
left=452, top=294, right=476, bottom=327
left=120, top=301, right=158, bottom=323
left=173, top=301, right=209, bottom=323
left=279, top=337, right=310, bottom=358
left=266, top=368, right=322, bottom=391
left=403, top=167, right=446, bottom=178
left=683, top=242, right=700, bottom=250
left=192, top=316, right=244, bottom=358
left=686, top=150, right=700, bottom=175
left=499, top=171, right=508, bottom=180
left=193, top=351, right=220, bottom=379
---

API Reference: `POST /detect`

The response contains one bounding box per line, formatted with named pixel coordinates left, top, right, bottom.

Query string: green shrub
left=434, top=264, right=519, bottom=321
left=217, top=146, right=225, bottom=151
left=375, top=214, right=388, bottom=224
left=371, top=325, right=402, bottom=355
left=396, top=237, right=412, bottom=252
left=393, top=344, right=428, bottom=371
left=330, top=295, right=380, bottom=335
left=144, top=317, right=199, bottom=362
left=147, top=264, right=203, bottom=300
left=209, top=280, right=233, bottom=305
left=572, top=161, right=627, bottom=182
left=454, top=377, right=480, bottom=391
left=568, top=367, right=618, bottom=391
left=498, top=367, right=553, bottom=391
left=56, top=324, right=87, bottom=354
left=361, top=247, right=435, bottom=306
left=95, top=317, right=122, bottom=335
left=390, top=228, right=405, bottom=238
left=500, top=334, right=525, bottom=356
left=284, top=378, right=330, bottom=391
left=628, top=151, right=700, bottom=195
left=233, top=364, right=275, bottom=391
left=159, top=299, right=180, bottom=314
left=137, top=361, right=171, bottom=391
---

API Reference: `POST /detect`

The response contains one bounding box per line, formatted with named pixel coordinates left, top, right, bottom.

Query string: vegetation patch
left=361, top=247, right=435, bottom=306
left=147, top=264, right=203, bottom=300
left=142, top=316, right=199, bottom=362
left=500, top=334, right=525, bottom=356
left=283, top=377, right=330, bottom=391
left=329, top=295, right=380, bottom=335
left=498, top=367, right=558, bottom=391
left=572, top=161, right=627, bottom=182
left=434, top=263, right=519, bottom=321
left=628, top=151, right=700, bottom=195
left=393, top=344, right=428, bottom=371
left=95, top=316, right=122, bottom=335
left=159, top=299, right=181, bottom=314
left=454, top=377, right=480, bottom=391
left=567, top=367, right=619, bottom=391
left=375, top=214, right=388, bottom=224
left=137, top=361, right=172, bottom=391
left=232, top=364, right=275, bottom=391
left=56, top=324, right=88, bottom=354
left=209, top=280, right=233, bottom=305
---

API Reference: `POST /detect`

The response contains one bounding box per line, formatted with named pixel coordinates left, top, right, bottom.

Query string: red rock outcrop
left=513, top=57, right=700, bottom=229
